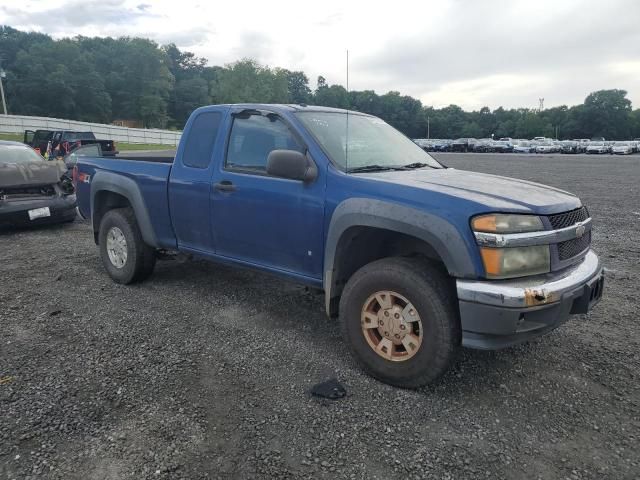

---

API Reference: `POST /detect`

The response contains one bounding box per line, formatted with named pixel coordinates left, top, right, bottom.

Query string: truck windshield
left=296, top=112, right=442, bottom=172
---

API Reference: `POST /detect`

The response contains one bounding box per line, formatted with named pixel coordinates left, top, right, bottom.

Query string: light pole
left=0, top=68, right=7, bottom=115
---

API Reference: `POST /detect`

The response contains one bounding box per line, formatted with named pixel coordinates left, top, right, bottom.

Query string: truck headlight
left=472, top=214, right=549, bottom=278
left=479, top=246, right=550, bottom=279
left=472, top=214, right=543, bottom=233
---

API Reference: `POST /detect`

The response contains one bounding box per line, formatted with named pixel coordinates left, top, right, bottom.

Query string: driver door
left=210, top=109, right=325, bottom=280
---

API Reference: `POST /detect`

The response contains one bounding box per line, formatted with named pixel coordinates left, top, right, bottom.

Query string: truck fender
left=323, top=198, right=477, bottom=315
left=90, top=171, right=159, bottom=247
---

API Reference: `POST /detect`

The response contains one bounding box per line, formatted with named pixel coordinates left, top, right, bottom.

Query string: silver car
left=586, top=142, right=610, bottom=154
left=611, top=142, right=633, bottom=155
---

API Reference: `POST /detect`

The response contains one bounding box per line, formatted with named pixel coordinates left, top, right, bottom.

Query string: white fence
left=0, top=114, right=182, bottom=146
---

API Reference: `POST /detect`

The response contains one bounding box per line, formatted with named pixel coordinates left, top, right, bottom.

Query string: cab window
left=226, top=114, right=303, bottom=172
left=182, top=111, right=222, bottom=169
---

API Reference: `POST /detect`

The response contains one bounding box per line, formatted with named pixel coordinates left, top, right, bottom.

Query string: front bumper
left=0, top=194, right=77, bottom=228
left=456, top=250, right=604, bottom=349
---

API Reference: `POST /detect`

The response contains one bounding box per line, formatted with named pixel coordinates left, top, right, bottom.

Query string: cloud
left=147, top=28, right=214, bottom=48
left=1, top=0, right=156, bottom=35
left=1, top=0, right=638, bottom=109
left=231, top=32, right=275, bottom=64
left=353, top=0, right=640, bottom=108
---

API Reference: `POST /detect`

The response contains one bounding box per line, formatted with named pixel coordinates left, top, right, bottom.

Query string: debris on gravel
left=1, top=153, right=639, bottom=479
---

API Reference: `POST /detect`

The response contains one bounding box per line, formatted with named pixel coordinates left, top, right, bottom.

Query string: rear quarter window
left=182, top=112, right=222, bottom=169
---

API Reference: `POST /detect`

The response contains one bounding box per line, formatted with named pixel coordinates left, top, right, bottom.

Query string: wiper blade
left=347, top=164, right=407, bottom=173
left=402, top=162, right=435, bottom=169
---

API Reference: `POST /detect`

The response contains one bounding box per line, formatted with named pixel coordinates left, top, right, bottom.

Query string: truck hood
left=0, top=160, right=66, bottom=188
left=357, top=168, right=581, bottom=214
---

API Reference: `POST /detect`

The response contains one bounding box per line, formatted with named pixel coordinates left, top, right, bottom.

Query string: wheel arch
left=90, top=171, right=158, bottom=247
left=323, top=198, right=476, bottom=316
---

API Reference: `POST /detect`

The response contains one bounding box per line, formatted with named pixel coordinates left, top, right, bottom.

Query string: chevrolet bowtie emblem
left=575, top=224, right=586, bottom=238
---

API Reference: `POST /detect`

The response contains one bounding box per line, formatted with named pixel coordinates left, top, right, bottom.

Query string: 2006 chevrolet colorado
left=75, top=104, right=604, bottom=388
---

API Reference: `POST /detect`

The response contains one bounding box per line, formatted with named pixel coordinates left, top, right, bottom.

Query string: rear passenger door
left=168, top=107, right=227, bottom=253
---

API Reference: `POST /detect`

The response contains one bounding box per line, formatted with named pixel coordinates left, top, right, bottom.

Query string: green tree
left=214, top=59, right=289, bottom=104
left=281, top=69, right=311, bottom=104
left=630, top=109, right=640, bottom=139
left=79, top=36, right=172, bottom=127
left=514, top=110, right=553, bottom=139
left=6, top=39, right=111, bottom=121
left=315, top=84, right=349, bottom=109
left=579, top=89, right=632, bottom=139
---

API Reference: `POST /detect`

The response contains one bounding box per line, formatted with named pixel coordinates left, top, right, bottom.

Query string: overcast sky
left=2, top=0, right=639, bottom=110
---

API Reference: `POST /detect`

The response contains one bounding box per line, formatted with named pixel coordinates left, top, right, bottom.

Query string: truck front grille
left=546, top=206, right=591, bottom=263
left=557, top=231, right=591, bottom=260
left=547, top=206, right=589, bottom=229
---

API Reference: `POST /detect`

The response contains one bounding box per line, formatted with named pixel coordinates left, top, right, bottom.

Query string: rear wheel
left=99, top=208, right=156, bottom=284
left=339, top=257, right=460, bottom=388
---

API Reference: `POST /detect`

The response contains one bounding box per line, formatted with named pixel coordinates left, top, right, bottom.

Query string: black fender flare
left=90, top=171, right=159, bottom=247
left=323, top=198, right=477, bottom=314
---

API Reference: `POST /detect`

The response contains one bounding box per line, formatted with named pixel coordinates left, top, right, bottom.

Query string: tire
left=99, top=207, right=156, bottom=284
left=339, top=257, right=460, bottom=388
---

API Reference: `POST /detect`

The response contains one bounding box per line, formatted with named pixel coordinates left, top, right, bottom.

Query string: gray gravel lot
left=1, top=153, right=639, bottom=479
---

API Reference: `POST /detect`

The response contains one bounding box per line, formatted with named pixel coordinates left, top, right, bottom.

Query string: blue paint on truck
left=75, top=104, right=604, bottom=388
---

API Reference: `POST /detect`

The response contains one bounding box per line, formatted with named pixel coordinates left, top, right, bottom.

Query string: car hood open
left=0, top=161, right=66, bottom=188
left=356, top=168, right=582, bottom=214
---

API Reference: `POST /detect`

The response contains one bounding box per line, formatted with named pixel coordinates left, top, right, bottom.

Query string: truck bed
left=75, top=155, right=177, bottom=248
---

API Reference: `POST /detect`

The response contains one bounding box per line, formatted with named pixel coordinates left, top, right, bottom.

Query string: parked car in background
left=451, top=138, right=477, bottom=152
left=493, top=140, right=514, bottom=153
left=560, top=141, right=579, bottom=154
left=472, top=139, right=494, bottom=153
left=0, top=141, right=76, bottom=228
left=611, top=142, right=633, bottom=155
left=24, top=129, right=118, bottom=157
left=535, top=141, right=559, bottom=154
left=513, top=140, right=535, bottom=153
left=432, top=139, right=452, bottom=152
left=586, top=142, right=610, bottom=154
left=572, top=139, right=591, bottom=153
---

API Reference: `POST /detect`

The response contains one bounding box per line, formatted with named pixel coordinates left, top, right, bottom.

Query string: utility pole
left=0, top=59, right=7, bottom=115
left=427, top=116, right=430, bottom=139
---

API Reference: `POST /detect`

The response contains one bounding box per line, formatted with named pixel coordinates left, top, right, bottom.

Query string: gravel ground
left=1, top=153, right=639, bottom=479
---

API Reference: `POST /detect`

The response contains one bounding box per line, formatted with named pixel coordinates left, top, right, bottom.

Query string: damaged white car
left=0, top=141, right=76, bottom=228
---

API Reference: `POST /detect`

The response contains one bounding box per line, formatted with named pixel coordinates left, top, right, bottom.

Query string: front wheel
left=99, top=208, right=156, bottom=284
left=339, top=257, right=460, bottom=388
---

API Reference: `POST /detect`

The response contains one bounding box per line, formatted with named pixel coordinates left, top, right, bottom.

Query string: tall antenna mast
left=345, top=49, right=349, bottom=171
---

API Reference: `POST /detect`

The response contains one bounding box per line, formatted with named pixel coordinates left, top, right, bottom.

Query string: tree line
left=1, top=26, right=639, bottom=139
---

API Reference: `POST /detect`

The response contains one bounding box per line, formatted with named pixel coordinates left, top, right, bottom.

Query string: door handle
left=214, top=180, right=237, bottom=192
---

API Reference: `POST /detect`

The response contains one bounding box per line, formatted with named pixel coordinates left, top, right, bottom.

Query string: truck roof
left=212, top=103, right=370, bottom=115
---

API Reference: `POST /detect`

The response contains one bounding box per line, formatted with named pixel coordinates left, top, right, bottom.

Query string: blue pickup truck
left=75, top=104, right=604, bottom=388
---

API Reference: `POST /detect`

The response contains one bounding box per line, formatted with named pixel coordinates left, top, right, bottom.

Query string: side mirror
left=266, top=149, right=317, bottom=182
